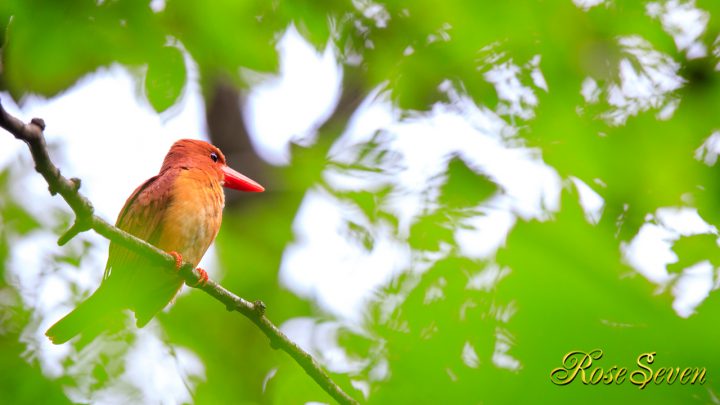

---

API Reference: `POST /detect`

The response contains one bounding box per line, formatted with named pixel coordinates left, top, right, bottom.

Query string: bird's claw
left=188, top=268, right=209, bottom=287
left=168, top=251, right=183, bottom=270
left=168, top=251, right=208, bottom=287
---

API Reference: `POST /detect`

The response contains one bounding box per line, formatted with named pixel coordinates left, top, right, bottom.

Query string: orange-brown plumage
left=46, top=139, right=263, bottom=344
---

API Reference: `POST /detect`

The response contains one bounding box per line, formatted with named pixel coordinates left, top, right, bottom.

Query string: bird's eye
left=210, top=152, right=219, bottom=162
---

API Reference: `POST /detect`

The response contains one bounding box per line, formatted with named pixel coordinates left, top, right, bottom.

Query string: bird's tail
left=45, top=286, right=118, bottom=344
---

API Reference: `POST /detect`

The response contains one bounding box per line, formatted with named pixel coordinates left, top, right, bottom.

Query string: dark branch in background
left=316, top=63, right=366, bottom=140
left=205, top=63, right=367, bottom=197
left=205, top=77, right=271, bottom=206
left=0, top=100, right=359, bottom=405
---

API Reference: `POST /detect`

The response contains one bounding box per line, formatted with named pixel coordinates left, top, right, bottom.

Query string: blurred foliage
left=668, top=233, right=720, bottom=273
left=439, top=155, right=498, bottom=210
left=2, top=0, right=720, bottom=404
left=0, top=168, right=70, bottom=404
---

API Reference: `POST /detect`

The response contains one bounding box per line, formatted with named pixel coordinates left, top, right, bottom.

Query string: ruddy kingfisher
left=46, top=139, right=263, bottom=344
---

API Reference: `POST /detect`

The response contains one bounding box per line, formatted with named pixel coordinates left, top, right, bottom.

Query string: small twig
left=0, top=99, right=359, bottom=405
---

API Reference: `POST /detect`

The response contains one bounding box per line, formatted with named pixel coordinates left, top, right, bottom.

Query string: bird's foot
left=168, top=251, right=208, bottom=287
left=189, top=268, right=209, bottom=287
left=168, top=251, right=183, bottom=270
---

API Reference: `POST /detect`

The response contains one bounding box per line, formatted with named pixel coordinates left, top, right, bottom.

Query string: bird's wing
left=103, top=168, right=179, bottom=280
left=47, top=168, right=184, bottom=342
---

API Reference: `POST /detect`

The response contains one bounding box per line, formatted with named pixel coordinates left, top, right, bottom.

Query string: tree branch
left=0, top=99, right=359, bottom=405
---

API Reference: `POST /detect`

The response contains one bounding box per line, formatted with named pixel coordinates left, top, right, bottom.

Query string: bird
left=46, top=139, right=264, bottom=344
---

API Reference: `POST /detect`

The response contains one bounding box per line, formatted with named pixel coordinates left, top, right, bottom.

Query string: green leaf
left=668, top=233, right=720, bottom=274
left=4, top=0, right=164, bottom=97
left=345, top=221, right=374, bottom=252
left=145, top=46, right=186, bottom=113
left=336, top=187, right=392, bottom=223
left=1, top=201, right=40, bottom=236
left=439, top=155, right=498, bottom=208
left=408, top=212, right=454, bottom=251
left=278, top=0, right=346, bottom=50
left=163, top=0, right=281, bottom=76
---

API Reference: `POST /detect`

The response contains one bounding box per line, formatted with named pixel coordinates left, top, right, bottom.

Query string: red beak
left=222, top=166, right=264, bottom=192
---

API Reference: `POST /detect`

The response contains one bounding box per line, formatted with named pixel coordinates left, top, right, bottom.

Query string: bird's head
left=162, top=139, right=264, bottom=192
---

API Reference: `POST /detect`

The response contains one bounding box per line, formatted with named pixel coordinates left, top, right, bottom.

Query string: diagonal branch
left=0, top=99, right=359, bottom=405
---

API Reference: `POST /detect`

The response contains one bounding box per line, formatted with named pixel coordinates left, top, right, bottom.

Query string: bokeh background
left=1, top=0, right=719, bottom=403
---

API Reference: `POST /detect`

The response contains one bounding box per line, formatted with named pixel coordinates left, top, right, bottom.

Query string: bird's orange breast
left=157, top=169, right=225, bottom=266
